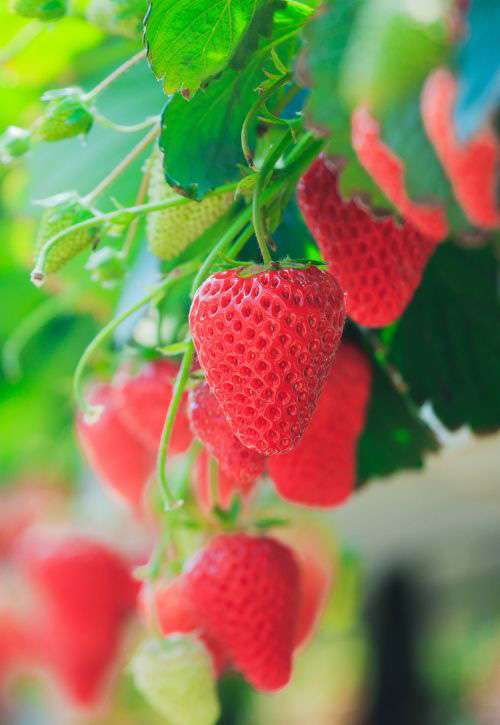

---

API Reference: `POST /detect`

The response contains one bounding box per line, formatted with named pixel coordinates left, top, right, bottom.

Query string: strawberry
left=184, top=533, right=301, bottom=691
left=76, top=383, right=156, bottom=512
left=131, top=635, right=220, bottom=725
left=194, top=448, right=256, bottom=514
left=9, top=0, right=66, bottom=20
left=85, top=0, right=146, bottom=38
left=112, top=359, right=192, bottom=455
left=151, top=577, right=229, bottom=675
left=147, top=148, right=234, bottom=260
left=0, top=126, right=31, bottom=164
left=421, top=68, right=499, bottom=229
left=35, top=191, right=101, bottom=274
left=189, top=381, right=266, bottom=486
left=33, top=88, right=93, bottom=142
left=16, top=533, right=138, bottom=707
left=268, top=341, right=371, bottom=506
left=0, top=611, right=39, bottom=688
left=189, top=265, right=345, bottom=455
left=298, top=155, right=438, bottom=327
left=351, top=106, right=448, bottom=241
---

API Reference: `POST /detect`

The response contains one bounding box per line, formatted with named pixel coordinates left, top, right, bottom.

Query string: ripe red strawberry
left=421, top=68, right=499, bottom=229
left=17, top=533, right=138, bottom=707
left=298, top=155, right=438, bottom=327
left=76, top=383, right=155, bottom=512
left=268, top=341, right=372, bottom=506
left=351, top=106, right=448, bottom=241
left=151, top=577, right=229, bottom=675
left=184, top=533, right=300, bottom=691
left=189, top=266, right=345, bottom=455
left=112, top=359, right=192, bottom=455
left=194, top=449, right=257, bottom=514
left=189, top=381, right=266, bottom=486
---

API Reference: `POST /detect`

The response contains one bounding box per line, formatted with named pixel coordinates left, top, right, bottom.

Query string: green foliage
left=357, top=350, right=439, bottom=484
left=10, top=0, right=67, bottom=21
left=386, top=243, right=500, bottom=433
left=145, top=0, right=284, bottom=94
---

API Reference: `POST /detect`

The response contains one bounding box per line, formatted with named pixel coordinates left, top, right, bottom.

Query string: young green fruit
left=85, top=0, right=146, bottom=38
left=35, top=192, right=101, bottom=274
left=0, top=126, right=31, bottom=164
left=147, top=148, right=234, bottom=260
left=131, top=635, right=220, bottom=725
left=10, top=0, right=66, bottom=20
left=33, top=88, right=93, bottom=142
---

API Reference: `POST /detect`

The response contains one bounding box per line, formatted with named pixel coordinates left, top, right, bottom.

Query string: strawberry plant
left=0, top=0, right=498, bottom=721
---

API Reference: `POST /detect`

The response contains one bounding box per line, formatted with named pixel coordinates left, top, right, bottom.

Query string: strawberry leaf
left=381, top=93, right=473, bottom=234
left=145, top=0, right=285, bottom=95
left=386, top=242, right=500, bottom=433
left=357, top=349, right=439, bottom=485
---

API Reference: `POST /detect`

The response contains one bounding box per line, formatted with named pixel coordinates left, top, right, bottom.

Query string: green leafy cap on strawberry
left=131, top=635, right=220, bottom=725
left=10, top=0, right=67, bottom=20
left=0, top=126, right=31, bottom=164
left=33, top=88, right=93, bottom=142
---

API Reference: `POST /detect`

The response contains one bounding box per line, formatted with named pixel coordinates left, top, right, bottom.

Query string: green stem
left=0, top=21, right=43, bottom=65
left=92, top=110, right=160, bottom=135
left=83, top=124, right=159, bottom=204
left=241, top=72, right=291, bottom=168
left=74, top=262, right=197, bottom=420
left=282, top=132, right=325, bottom=179
left=157, top=340, right=192, bottom=356
left=83, top=49, right=147, bottom=102
left=252, top=130, right=293, bottom=264
left=31, top=181, right=239, bottom=286
left=226, top=224, right=255, bottom=260
left=156, top=341, right=194, bottom=511
left=209, top=456, right=219, bottom=509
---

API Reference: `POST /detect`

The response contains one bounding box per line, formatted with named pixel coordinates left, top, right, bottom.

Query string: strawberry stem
left=73, top=263, right=198, bottom=421
left=252, top=129, right=293, bottom=265
left=84, top=124, right=160, bottom=204
left=83, top=49, right=147, bottom=102
left=156, top=340, right=194, bottom=512
left=241, top=72, right=291, bottom=169
left=92, top=110, right=160, bottom=135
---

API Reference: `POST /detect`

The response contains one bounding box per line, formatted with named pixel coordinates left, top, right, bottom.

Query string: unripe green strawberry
left=85, top=247, right=126, bottom=288
left=35, top=192, right=101, bottom=274
left=0, top=126, right=31, bottom=164
left=131, top=635, right=220, bottom=725
left=147, top=148, right=234, bottom=260
left=10, top=0, right=66, bottom=20
left=85, top=0, right=146, bottom=38
left=33, top=88, right=93, bottom=142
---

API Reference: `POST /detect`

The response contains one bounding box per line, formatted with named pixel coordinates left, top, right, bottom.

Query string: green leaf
left=160, top=64, right=259, bottom=198
left=338, top=0, right=449, bottom=116
left=382, top=92, right=473, bottom=234
left=145, top=0, right=284, bottom=95
left=357, top=347, right=439, bottom=485
left=386, top=242, right=500, bottom=433
left=454, top=0, right=500, bottom=139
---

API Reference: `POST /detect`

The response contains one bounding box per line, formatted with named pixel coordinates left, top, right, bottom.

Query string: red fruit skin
left=112, top=359, right=192, bottom=455
left=194, top=449, right=256, bottom=514
left=298, top=156, right=438, bottom=327
left=268, top=341, right=372, bottom=507
left=421, top=68, right=499, bottom=229
left=184, top=533, right=300, bottom=691
left=17, top=533, right=138, bottom=707
left=189, top=267, right=345, bottom=455
left=351, top=106, right=448, bottom=241
left=76, top=383, right=155, bottom=512
left=189, top=382, right=266, bottom=486
left=0, top=611, right=39, bottom=689
left=151, top=577, right=229, bottom=675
